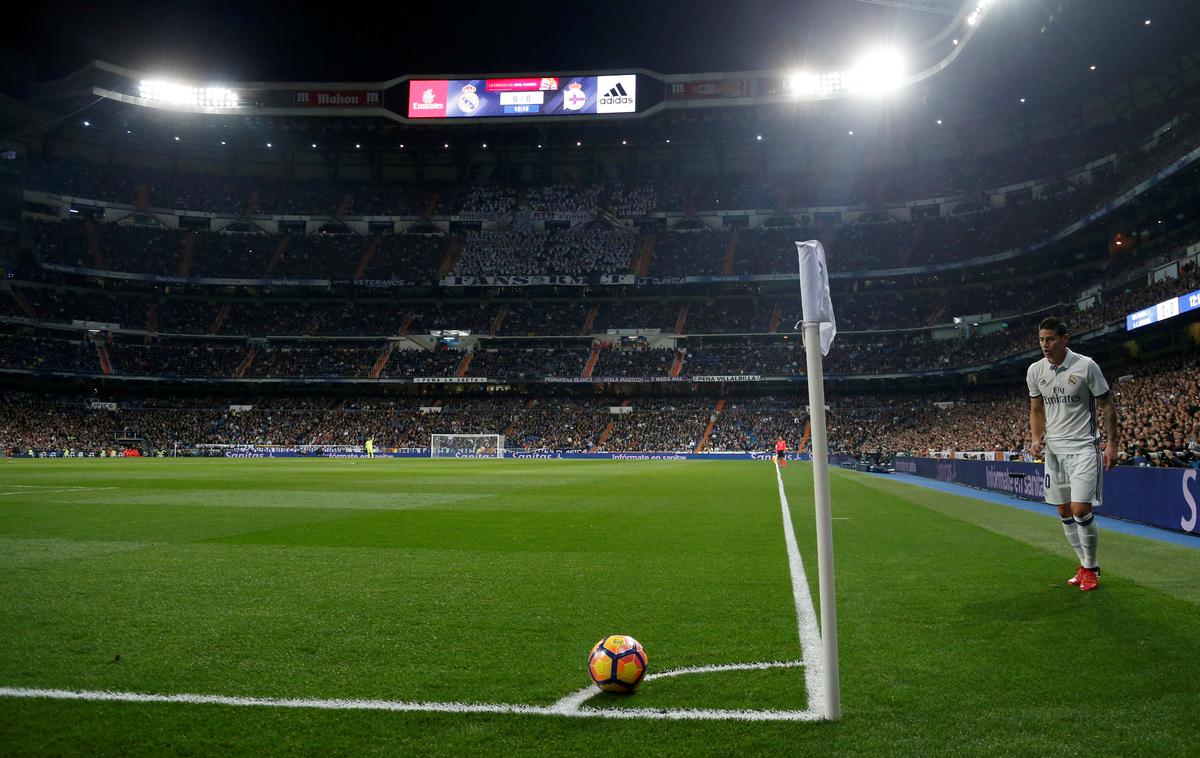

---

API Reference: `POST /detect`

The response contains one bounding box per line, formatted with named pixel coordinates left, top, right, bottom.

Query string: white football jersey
left=1027, top=349, right=1110, bottom=455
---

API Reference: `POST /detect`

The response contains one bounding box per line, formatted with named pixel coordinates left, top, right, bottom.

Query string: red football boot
left=1078, top=568, right=1100, bottom=592
left=1067, top=566, right=1086, bottom=586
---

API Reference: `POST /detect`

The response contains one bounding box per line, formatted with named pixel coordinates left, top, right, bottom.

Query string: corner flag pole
left=796, top=240, right=841, bottom=721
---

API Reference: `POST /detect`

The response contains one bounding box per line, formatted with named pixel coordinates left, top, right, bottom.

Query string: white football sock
left=1074, top=513, right=1099, bottom=570
left=1061, top=517, right=1085, bottom=565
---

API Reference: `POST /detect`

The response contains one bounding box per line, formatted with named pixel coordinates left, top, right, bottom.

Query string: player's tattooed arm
left=1096, top=393, right=1118, bottom=468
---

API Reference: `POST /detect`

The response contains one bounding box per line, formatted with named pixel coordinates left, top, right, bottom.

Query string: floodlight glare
left=138, top=79, right=239, bottom=109
left=846, top=49, right=906, bottom=95
left=788, top=71, right=821, bottom=97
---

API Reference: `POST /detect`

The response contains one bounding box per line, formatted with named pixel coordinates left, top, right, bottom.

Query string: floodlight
left=846, top=49, right=906, bottom=95
left=788, top=72, right=821, bottom=97
left=138, top=80, right=239, bottom=109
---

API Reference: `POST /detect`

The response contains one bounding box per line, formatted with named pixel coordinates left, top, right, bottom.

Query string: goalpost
left=430, top=434, right=505, bottom=459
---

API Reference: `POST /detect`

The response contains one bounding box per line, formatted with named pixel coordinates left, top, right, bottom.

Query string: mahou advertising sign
left=294, top=91, right=381, bottom=107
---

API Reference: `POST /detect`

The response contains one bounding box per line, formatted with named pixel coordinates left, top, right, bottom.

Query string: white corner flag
left=796, top=240, right=836, bottom=355
left=795, top=239, right=840, bottom=720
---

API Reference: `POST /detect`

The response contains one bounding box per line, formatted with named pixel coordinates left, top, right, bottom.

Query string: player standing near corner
left=775, top=436, right=788, bottom=467
left=1026, top=317, right=1118, bottom=592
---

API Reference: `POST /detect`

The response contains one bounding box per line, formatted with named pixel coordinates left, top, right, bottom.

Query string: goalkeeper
left=365, top=437, right=375, bottom=459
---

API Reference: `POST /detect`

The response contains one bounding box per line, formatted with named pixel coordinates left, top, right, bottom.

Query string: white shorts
left=1043, top=449, right=1103, bottom=507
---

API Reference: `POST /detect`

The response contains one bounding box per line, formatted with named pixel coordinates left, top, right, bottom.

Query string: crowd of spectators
left=25, top=106, right=1200, bottom=288
left=650, top=230, right=730, bottom=276
left=590, top=346, right=678, bottom=379
left=601, top=399, right=713, bottom=452
left=825, top=353, right=1200, bottom=466
left=453, top=225, right=636, bottom=277
left=707, top=398, right=808, bottom=453
left=2, top=348, right=1195, bottom=457
left=247, top=345, right=377, bottom=379
left=107, top=341, right=247, bottom=377
left=0, top=332, right=100, bottom=373
left=29, top=222, right=448, bottom=283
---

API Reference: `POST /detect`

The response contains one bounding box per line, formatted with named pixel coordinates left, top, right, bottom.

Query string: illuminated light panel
left=138, top=80, right=240, bottom=108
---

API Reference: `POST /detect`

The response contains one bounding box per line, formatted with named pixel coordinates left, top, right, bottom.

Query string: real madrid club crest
left=563, top=81, right=586, bottom=111
left=457, top=84, right=481, bottom=114
left=1068, top=374, right=1078, bottom=385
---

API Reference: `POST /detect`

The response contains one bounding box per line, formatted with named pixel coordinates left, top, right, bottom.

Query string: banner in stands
left=666, top=78, right=761, bottom=100
left=216, top=447, right=810, bottom=462
left=440, top=274, right=633, bottom=286
left=894, top=456, right=1199, bottom=535
left=544, top=376, right=682, bottom=384
left=439, top=273, right=799, bottom=288
left=691, top=375, right=762, bottom=382
left=42, top=263, right=329, bottom=288
left=412, top=377, right=487, bottom=384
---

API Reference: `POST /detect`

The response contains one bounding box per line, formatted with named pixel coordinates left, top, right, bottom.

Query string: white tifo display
left=430, top=434, right=505, bottom=459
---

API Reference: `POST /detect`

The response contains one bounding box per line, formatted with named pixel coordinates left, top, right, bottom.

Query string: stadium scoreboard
left=406, top=74, right=637, bottom=119
left=1125, top=288, right=1200, bottom=331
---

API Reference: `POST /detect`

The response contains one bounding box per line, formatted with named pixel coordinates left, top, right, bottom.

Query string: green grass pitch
left=1, top=458, right=1198, bottom=755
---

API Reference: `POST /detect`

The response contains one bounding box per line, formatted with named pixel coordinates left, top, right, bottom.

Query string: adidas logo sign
left=599, top=82, right=633, bottom=106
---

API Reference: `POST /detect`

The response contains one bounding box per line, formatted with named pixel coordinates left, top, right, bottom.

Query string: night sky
left=2, top=0, right=941, bottom=83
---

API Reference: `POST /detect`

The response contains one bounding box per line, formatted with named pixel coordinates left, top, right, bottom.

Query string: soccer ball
left=588, top=634, right=648, bottom=693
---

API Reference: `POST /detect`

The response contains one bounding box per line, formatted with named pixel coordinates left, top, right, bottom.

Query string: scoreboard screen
left=407, top=74, right=636, bottom=119
left=1126, top=288, right=1200, bottom=331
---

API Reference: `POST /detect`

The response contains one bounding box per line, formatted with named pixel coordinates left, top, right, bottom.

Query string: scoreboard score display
left=407, top=74, right=636, bottom=118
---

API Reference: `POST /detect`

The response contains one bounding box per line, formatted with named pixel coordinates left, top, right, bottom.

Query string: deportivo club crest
left=563, top=82, right=586, bottom=111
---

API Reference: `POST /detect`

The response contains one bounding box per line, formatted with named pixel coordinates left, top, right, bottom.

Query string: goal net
left=430, top=434, right=505, bottom=459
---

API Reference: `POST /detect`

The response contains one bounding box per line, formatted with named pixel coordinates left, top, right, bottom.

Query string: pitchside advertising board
left=894, top=456, right=1200, bottom=536
left=407, top=74, right=637, bottom=118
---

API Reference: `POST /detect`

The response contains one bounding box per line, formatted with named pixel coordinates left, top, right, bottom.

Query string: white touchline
left=774, top=462, right=826, bottom=720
